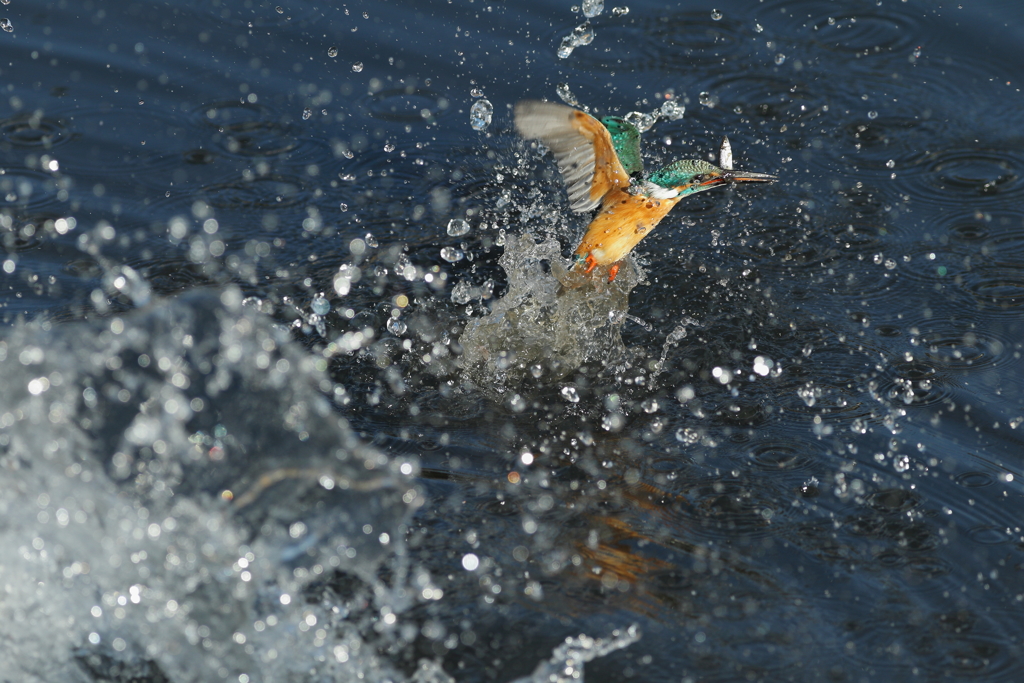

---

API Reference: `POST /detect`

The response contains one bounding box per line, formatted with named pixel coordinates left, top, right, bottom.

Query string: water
left=3, top=0, right=1024, bottom=681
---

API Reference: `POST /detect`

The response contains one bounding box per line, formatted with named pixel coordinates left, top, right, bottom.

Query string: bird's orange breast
left=573, top=188, right=682, bottom=266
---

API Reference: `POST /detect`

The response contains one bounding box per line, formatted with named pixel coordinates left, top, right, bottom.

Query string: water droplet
left=774, top=53, right=786, bottom=65
left=470, top=87, right=484, bottom=98
left=447, top=218, right=471, bottom=237
left=560, top=386, right=581, bottom=403
left=660, top=99, right=685, bottom=121
left=641, top=398, right=659, bottom=413
left=698, top=92, right=717, bottom=108
left=469, top=98, right=493, bottom=131
left=384, top=142, right=395, bottom=152
left=582, top=0, right=604, bottom=18
left=364, top=233, right=378, bottom=247
left=302, top=108, right=312, bottom=120
left=886, top=159, right=895, bottom=169
left=573, top=22, right=595, bottom=46
left=451, top=280, right=473, bottom=305
left=912, top=46, right=922, bottom=59
left=440, top=247, right=464, bottom=263
left=327, top=46, right=338, bottom=58
left=557, top=37, right=576, bottom=59
left=555, top=83, right=580, bottom=108
left=710, top=8, right=722, bottom=20
left=386, top=317, right=407, bottom=336
left=754, top=22, right=763, bottom=33
left=311, top=294, right=330, bottom=316
left=623, top=111, right=657, bottom=133
left=0, top=18, right=12, bottom=32
left=867, top=110, right=878, bottom=119
left=351, top=62, right=363, bottom=72
left=611, top=6, right=629, bottom=16
left=339, top=203, right=348, bottom=212
left=275, top=6, right=284, bottom=14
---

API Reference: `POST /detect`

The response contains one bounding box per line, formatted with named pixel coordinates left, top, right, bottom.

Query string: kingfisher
left=514, top=100, right=776, bottom=282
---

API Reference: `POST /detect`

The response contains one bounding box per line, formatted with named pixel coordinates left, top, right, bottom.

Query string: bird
left=514, top=100, right=776, bottom=282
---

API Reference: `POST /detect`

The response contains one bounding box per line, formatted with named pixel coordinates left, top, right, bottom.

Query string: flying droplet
left=386, top=318, right=407, bottom=336
left=560, top=386, right=580, bottom=403
left=0, top=18, right=12, bottom=32
left=440, top=247, right=464, bottom=263
left=611, top=6, right=629, bottom=16
left=311, top=294, right=330, bottom=316
left=469, top=98, right=493, bottom=131
left=302, top=108, right=312, bottom=120
left=351, top=62, right=363, bottom=72
left=470, top=87, right=484, bottom=98
left=711, top=9, right=722, bottom=21
left=774, top=53, right=786, bottom=65
left=275, top=6, right=283, bottom=14
left=384, top=142, right=395, bottom=152
left=582, top=0, right=604, bottom=18
left=556, top=83, right=581, bottom=107
left=327, top=47, right=338, bottom=58
left=660, top=99, right=685, bottom=121
left=447, top=218, right=471, bottom=237
left=698, top=92, right=716, bottom=108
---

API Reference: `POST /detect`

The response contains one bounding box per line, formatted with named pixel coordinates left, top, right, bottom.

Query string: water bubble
left=573, top=22, right=595, bottom=45
left=386, top=318, right=407, bottom=336
left=302, top=108, right=312, bottom=120
left=440, top=247, right=464, bottom=263
left=582, top=0, right=604, bottom=18
left=327, top=46, right=338, bottom=58
left=711, top=9, right=722, bottom=20
left=451, top=280, right=473, bottom=305
left=469, top=98, right=493, bottom=131
left=752, top=356, right=773, bottom=376
left=623, top=110, right=657, bottom=133
left=311, top=294, right=330, bottom=316
left=560, top=386, right=581, bottom=403
left=556, top=83, right=581, bottom=107
left=557, top=37, right=576, bottom=59
left=0, top=18, right=12, bottom=32
left=611, top=6, right=629, bottom=16
left=774, top=53, right=786, bottom=65
left=660, top=99, right=685, bottom=121
left=447, top=218, right=471, bottom=237
left=867, top=110, right=878, bottom=119
left=351, top=62, right=363, bottom=72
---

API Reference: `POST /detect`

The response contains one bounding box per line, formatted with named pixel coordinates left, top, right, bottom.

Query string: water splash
left=458, top=233, right=642, bottom=389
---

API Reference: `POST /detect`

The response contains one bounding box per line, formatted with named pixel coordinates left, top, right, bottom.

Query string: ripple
left=0, top=169, right=60, bottom=210
left=748, top=440, right=815, bottom=472
left=961, top=266, right=1024, bottom=314
left=686, top=478, right=788, bottom=539
left=761, top=0, right=918, bottom=55
left=912, top=323, right=1013, bottom=371
left=967, top=525, right=1010, bottom=545
left=0, top=114, right=72, bottom=149
left=566, top=12, right=753, bottom=72
left=955, top=471, right=995, bottom=488
left=705, top=73, right=828, bottom=124
left=901, top=148, right=1024, bottom=206
left=201, top=175, right=312, bottom=210
left=827, top=220, right=885, bottom=253
left=361, top=87, right=450, bottom=124
left=866, top=488, right=920, bottom=513
left=194, top=101, right=303, bottom=157
left=876, top=360, right=954, bottom=407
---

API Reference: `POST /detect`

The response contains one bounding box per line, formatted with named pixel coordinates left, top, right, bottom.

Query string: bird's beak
left=722, top=170, right=777, bottom=184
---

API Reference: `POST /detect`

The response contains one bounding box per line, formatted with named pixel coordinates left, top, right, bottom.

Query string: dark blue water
left=2, top=0, right=1024, bottom=681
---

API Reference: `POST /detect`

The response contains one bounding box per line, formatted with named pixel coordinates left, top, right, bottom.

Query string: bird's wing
left=514, top=100, right=630, bottom=213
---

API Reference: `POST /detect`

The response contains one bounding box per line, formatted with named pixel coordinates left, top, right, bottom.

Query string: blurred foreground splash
left=0, top=284, right=637, bottom=682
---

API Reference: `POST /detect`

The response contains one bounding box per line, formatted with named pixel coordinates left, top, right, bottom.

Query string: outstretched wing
left=514, top=100, right=630, bottom=213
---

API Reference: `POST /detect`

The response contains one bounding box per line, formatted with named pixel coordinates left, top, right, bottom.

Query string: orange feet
left=583, top=253, right=599, bottom=274
left=608, top=262, right=621, bottom=282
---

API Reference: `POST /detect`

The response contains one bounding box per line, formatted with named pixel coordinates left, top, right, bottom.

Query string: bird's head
left=649, top=158, right=776, bottom=197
